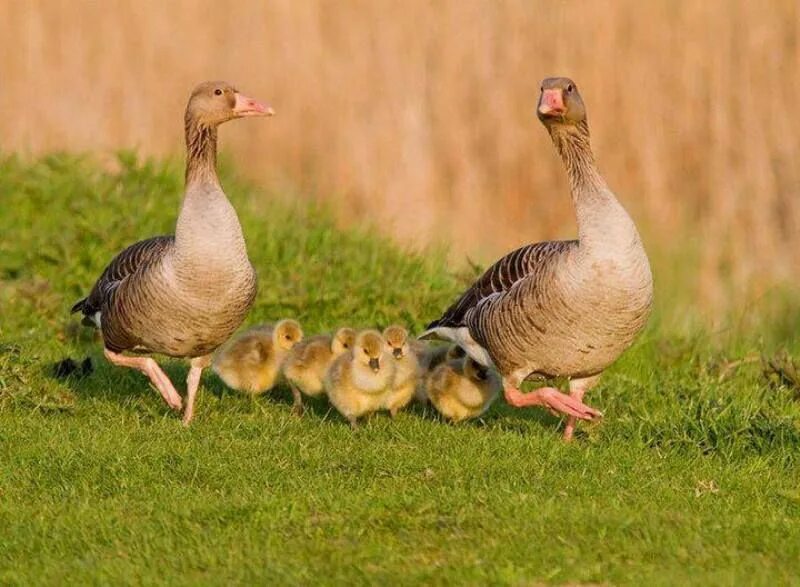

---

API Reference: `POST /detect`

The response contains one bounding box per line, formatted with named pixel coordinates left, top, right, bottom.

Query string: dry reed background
left=2, top=0, right=799, bottom=320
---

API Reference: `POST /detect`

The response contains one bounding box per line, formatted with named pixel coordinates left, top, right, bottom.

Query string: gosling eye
left=285, top=334, right=291, bottom=340
left=214, top=88, right=223, bottom=96
left=343, top=343, right=349, bottom=349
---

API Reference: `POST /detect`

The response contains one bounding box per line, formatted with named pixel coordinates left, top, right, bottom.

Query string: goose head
left=382, top=325, right=410, bottom=360
left=331, top=327, right=356, bottom=356
left=536, top=77, right=586, bottom=127
left=355, top=330, right=386, bottom=373
left=187, top=81, right=274, bottom=128
left=273, top=319, right=304, bottom=351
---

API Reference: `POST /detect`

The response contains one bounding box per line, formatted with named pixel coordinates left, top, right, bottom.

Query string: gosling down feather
left=426, top=355, right=501, bottom=422
left=282, top=327, right=356, bottom=414
left=422, top=77, right=653, bottom=440
left=212, top=319, right=303, bottom=395
left=325, top=330, right=395, bottom=428
left=413, top=343, right=465, bottom=404
left=381, top=325, right=420, bottom=417
left=71, top=81, right=273, bottom=425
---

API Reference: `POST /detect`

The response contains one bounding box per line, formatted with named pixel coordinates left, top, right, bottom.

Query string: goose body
left=423, top=77, right=652, bottom=438
left=72, top=81, right=273, bottom=424
left=80, top=190, right=257, bottom=358
left=431, top=233, right=651, bottom=383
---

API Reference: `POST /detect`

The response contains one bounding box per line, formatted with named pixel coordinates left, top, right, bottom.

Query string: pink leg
left=182, top=355, right=211, bottom=426
left=504, top=385, right=602, bottom=421
left=563, top=375, right=601, bottom=442
left=104, top=348, right=182, bottom=411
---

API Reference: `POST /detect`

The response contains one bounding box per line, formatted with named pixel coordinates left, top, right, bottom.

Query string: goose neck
left=547, top=120, right=633, bottom=251
left=184, top=115, right=220, bottom=188
left=548, top=120, right=605, bottom=198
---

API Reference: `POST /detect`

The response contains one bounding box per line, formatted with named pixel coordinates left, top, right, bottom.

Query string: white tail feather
left=418, top=326, right=494, bottom=369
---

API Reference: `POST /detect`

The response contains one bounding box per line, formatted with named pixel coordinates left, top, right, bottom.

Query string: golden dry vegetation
left=2, top=0, right=799, bottom=318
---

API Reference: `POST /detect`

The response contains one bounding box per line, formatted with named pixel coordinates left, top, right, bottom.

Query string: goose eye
left=214, top=89, right=223, bottom=96
left=566, top=84, right=573, bottom=92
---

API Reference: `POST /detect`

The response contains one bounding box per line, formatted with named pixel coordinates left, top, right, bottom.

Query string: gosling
left=212, top=319, right=303, bottom=395
left=426, top=354, right=501, bottom=422
left=382, top=325, right=420, bottom=416
left=413, top=342, right=464, bottom=404
left=282, top=327, right=356, bottom=414
left=325, top=329, right=395, bottom=428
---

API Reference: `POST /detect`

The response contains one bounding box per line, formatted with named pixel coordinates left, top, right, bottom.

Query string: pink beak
left=233, top=93, right=275, bottom=117
left=538, top=88, right=566, bottom=116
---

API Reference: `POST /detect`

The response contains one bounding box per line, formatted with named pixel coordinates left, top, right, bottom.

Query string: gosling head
left=463, top=357, right=489, bottom=382
left=354, top=330, right=386, bottom=373
left=273, top=319, right=304, bottom=351
left=382, top=325, right=410, bottom=360
left=536, top=77, right=586, bottom=128
left=186, top=81, right=274, bottom=128
left=446, top=345, right=466, bottom=362
left=331, top=327, right=356, bottom=356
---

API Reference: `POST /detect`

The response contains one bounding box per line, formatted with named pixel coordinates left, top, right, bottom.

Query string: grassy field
left=1, top=154, right=800, bottom=585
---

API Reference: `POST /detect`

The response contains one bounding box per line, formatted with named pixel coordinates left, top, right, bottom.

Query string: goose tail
left=417, top=325, right=494, bottom=369
left=71, top=297, right=101, bottom=328
left=70, top=298, right=87, bottom=314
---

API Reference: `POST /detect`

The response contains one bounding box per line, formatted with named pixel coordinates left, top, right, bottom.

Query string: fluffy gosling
left=325, top=329, right=395, bottom=428
left=381, top=325, right=420, bottom=416
left=212, top=319, right=304, bottom=395
left=282, top=327, right=356, bottom=414
left=413, top=342, right=465, bottom=403
left=426, top=354, right=500, bottom=422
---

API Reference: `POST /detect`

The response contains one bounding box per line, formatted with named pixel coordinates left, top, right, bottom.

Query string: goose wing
left=71, top=236, right=174, bottom=324
left=426, top=240, right=576, bottom=330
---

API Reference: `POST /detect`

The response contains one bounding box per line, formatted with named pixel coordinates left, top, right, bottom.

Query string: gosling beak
left=392, top=348, right=404, bottom=360
left=369, top=357, right=380, bottom=372
left=537, top=88, right=566, bottom=117
left=233, top=92, right=275, bottom=117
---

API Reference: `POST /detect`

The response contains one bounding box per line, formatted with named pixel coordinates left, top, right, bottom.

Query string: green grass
left=1, top=153, right=800, bottom=585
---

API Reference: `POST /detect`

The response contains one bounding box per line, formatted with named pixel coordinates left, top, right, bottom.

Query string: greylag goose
left=325, top=330, right=395, bottom=428
left=282, top=327, right=356, bottom=415
left=212, top=319, right=303, bottom=396
left=422, top=77, right=653, bottom=440
left=381, top=325, right=420, bottom=416
left=426, top=355, right=501, bottom=422
left=71, top=81, right=273, bottom=425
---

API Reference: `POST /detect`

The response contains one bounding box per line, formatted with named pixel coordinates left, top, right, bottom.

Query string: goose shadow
left=52, top=353, right=192, bottom=413
left=51, top=352, right=230, bottom=418
left=52, top=351, right=336, bottom=420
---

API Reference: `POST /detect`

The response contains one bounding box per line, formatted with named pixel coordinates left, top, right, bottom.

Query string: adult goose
left=71, top=81, right=273, bottom=425
left=422, top=77, right=653, bottom=440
